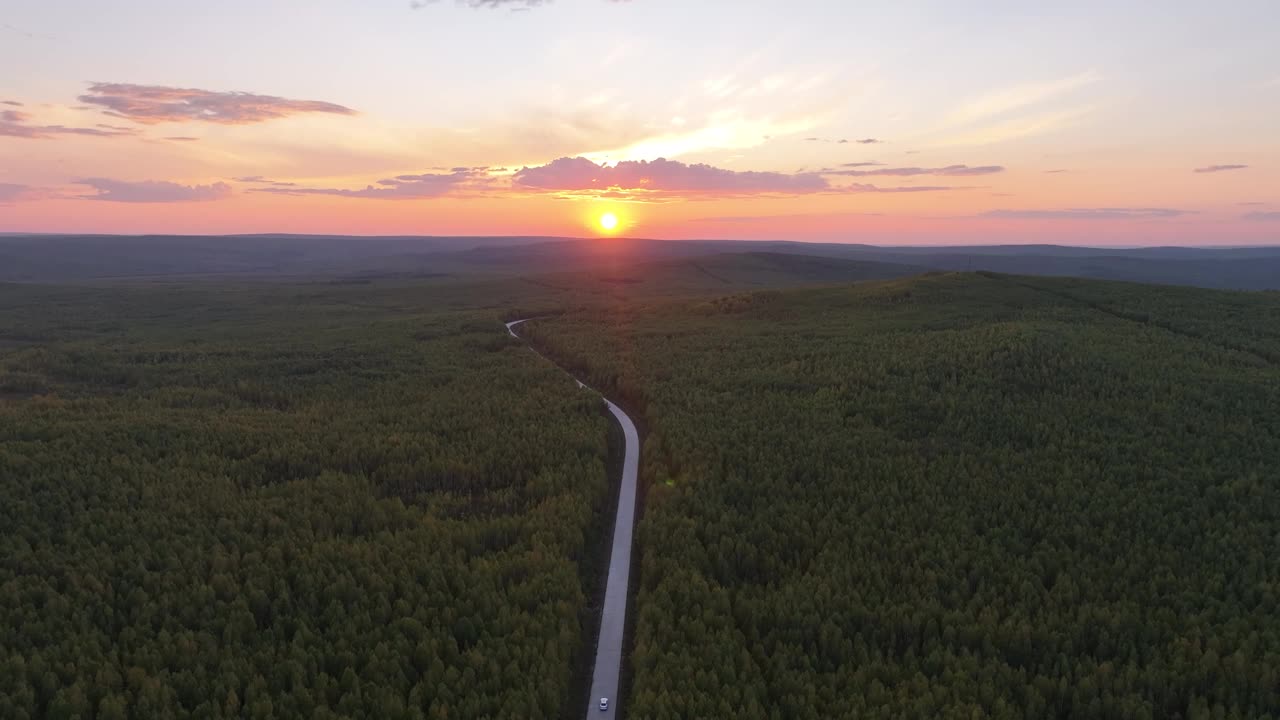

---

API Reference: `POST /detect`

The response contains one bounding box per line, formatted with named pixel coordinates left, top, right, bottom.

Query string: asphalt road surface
left=506, top=319, right=639, bottom=720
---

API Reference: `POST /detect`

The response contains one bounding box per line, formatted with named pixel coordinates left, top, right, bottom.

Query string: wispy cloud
left=259, top=158, right=959, bottom=202
left=2, top=100, right=22, bottom=107
left=828, top=164, right=1004, bottom=177
left=1193, top=164, right=1248, bottom=174
left=249, top=169, right=489, bottom=199
left=513, top=156, right=829, bottom=197
left=0, top=184, right=60, bottom=202
left=1244, top=211, right=1280, bottom=221
left=0, top=183, right=32, bottom=202
left=164, top=136, right=200, bottom=142
left=0, top=22, right=51, bottom=40
left=411, top=0, right=547, bottom=8
left=235, top=176, right=297, bottom=187
left=947, top=71, right=1098, bottom=126
left=1044, top=169, right=1069, bottom=174
left=589, top=109, right=821, bottom=162
left=75, top=178, right=233, bottom=203
left=936, top=106, right=1092, bottom=146
left=929, top=72, right=1096, bottom=146
left=805, top=136, right=875, bottom=144
left=1, top=109, right=137, bottom=139
left=411, top=0, right=626, bottom=9
left=984, top=207, right=1191, bottom=220
left=847, top=184, right=956, bottom=193
left=78, top=83, right=357, bottom=125
left=841, top=162, right=884, bottom=168
left=691, top=210, right=885, bottom=223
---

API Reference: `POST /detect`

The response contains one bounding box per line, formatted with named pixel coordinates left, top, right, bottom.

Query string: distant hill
left=0, top=234, right=551, bottom=282
left=2, top=233, right=1278, bottom=289
left=456, top=239, right=1280, bottom=290
left=527, top=251, right=927, bottom=296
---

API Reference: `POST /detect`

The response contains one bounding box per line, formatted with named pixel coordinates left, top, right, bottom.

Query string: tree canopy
left=525, top=272, right=1280, bottom=720
left=0, top=280, right=612, bottom=719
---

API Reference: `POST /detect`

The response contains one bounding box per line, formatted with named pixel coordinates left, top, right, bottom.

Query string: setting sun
left=599, top=212, right=619, bottom=232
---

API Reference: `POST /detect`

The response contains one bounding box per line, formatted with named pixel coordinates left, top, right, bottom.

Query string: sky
left=1, top=0, right=1278, bottom=245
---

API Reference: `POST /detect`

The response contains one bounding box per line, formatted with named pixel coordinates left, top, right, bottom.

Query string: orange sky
left=2, top=1, right=1278, bottom=245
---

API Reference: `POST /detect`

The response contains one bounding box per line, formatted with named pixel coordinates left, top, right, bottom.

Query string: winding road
left=505, top=319, right=640, bottom=720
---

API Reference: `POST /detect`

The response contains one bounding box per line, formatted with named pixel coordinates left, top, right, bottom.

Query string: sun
left=598, top=212, right=619, bottom=232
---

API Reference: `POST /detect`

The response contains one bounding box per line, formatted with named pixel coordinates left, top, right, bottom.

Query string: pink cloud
left=235, top=176, right=297, bottom=187
left=249, top=169, right=488, bottom=199
left=984, top=207, right=1191, bottom=220
left=513, top=156, right=830, bottom=196
left=0, top=183, right=33, bottom=202
left=1193, top=164, right=1248, bottom=173
left=75, top=178, right=233, bottom=202
left=848, top=184, right=956, bottom=193
left=78, top=83, right=357, bottom=125
left=0, top=109, right=136, bottom=139
left=252, top=158, right=964, bottom=202
left=830, top=164, right=1004, bottom=177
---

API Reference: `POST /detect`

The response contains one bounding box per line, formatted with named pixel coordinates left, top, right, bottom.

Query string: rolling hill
left=3, top=234, right=1279, bottom=290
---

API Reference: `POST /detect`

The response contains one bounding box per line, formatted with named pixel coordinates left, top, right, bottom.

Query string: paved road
left=506, top=319, right=639, bottom=720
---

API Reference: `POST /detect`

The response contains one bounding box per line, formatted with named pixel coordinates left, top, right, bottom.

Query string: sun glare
left=598, top=212, right=619, bottom=232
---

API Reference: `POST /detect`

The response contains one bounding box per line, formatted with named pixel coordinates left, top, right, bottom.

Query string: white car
left=599, top=698, right=609, bottom=711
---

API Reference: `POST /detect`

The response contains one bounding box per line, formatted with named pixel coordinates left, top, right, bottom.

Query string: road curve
left=506, top=319, right=640, bottom=720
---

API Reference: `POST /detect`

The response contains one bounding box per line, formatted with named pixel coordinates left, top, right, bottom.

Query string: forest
left=4, top=263, right=1280, bottom=719
left=0, top=279, right=614, bottom=719
left=522, top=272, right=1280, bottom=720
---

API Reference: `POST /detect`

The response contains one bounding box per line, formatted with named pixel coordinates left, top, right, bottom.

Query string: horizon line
left=0, top=232, right=1277, bottom=250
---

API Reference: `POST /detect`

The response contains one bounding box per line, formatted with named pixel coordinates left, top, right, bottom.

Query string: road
left=505, top=319, right=640, bottom=720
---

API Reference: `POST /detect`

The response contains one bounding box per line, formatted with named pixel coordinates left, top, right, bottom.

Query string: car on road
left=599, top=698, right=608, bottom=711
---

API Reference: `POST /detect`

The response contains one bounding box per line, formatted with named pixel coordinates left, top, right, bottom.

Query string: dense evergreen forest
left=0, top=279, right=614, bottom=719
left=5, top=263, right=1280, bottom=719
left=523, top=273, right=1280, bottom=720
